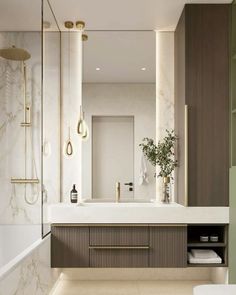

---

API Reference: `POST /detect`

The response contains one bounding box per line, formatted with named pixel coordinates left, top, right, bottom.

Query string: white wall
left=42, top=31, right=61, bottom=228
left=82, top=83, right=156, bottom=201
left=61, top=32, right=82, bottom=202
left=156, top=31, right=175, bottom=202
left=0, top=32, right=41, bottom=225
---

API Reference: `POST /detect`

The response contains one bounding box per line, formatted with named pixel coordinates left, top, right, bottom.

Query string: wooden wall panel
left=186, top=4, right=230, bottom=206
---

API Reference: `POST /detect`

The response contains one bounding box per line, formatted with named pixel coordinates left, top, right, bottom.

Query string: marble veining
left=0, top=32, right=41, bottom=225
left=0, top=236, right=60, bottom=295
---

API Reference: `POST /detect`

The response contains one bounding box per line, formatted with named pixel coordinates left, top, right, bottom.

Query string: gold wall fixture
left=82, top=34, right=88, bottom=41
left=64, top=21, right=74, bottom=29
left=0, top=45, right=31, bottom=61
left=11, top=178, right=39, bottom=184
left=21, top=62, right=31, bottom=127
left=76, top=20, right=85, bottom=30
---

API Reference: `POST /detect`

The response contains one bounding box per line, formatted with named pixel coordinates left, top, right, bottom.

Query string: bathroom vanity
left=50, top=204, right=229, bottom=269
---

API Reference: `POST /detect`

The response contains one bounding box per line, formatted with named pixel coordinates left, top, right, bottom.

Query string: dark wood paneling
left=51, top=226, right=89, bottom=267
left=90, top=249, right=149, bottom=267
left=90, top=226, right=149, bottom=246
left=186, top=4, right=230, bottom=206
left=175, top=4, right=230, bottom=206
left=175, top=8, right=186, bottom=206
left=149, top=226, right=187, bottom=267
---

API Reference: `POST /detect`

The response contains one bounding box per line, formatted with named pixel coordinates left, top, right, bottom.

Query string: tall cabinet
left=229, top=0, right=236, bottom=284
left=175, top=4, right=230, bottom=207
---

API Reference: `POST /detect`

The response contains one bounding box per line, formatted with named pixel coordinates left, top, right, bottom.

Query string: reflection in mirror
left=82, top=31, right=156, bottom=202
left=42, top=0, right=61, bottom=236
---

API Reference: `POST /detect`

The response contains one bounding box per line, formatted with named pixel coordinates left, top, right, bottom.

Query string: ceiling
left=51, top=0, right=232, bottom=31
left=0, top=0, right=232, bottom=83
left=82, top=31, right=155, bottom=83
left=0, top=0, right=232, bottom=31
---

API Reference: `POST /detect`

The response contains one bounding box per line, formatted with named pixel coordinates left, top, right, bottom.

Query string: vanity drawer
left=90, top=226, right=149, bottom=246
left=90, top=248, right=149, bottom=267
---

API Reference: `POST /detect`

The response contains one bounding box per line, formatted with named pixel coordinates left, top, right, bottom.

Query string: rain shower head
left=0, top=45, right=31, bottom=61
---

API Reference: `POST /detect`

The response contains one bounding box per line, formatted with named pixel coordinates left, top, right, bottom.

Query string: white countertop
left=48, top=202, right=229, bottom=224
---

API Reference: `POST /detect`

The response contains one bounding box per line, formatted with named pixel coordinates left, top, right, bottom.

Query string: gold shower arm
left=11, top=178, right=39, bottom=184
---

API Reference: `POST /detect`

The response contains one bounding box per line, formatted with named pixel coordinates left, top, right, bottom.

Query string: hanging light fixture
left=76, top=20, right=89, bottom=140
left=64, top=21, right=74, bottom=156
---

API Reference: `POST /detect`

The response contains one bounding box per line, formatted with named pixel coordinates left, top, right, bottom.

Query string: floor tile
left=52, top=280, right=212, bottom=295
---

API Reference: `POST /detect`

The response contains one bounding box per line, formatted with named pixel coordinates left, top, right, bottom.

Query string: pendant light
left=64, top=21, right=74, bottom=156
left=76, top=20, right=89, bottom=141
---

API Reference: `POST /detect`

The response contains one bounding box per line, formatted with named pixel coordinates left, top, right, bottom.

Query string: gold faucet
left=115, top=182, right=121, bottom=202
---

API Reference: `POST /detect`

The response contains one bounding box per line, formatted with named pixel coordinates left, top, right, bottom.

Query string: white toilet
left=194, top=285, right=236, bottom=295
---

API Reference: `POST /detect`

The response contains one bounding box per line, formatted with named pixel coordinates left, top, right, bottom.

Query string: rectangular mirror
left=82, top=31, right=156, bottom=202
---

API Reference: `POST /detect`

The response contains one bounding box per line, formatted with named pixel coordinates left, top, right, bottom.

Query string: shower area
left=0, top=0, right=60, bottom=282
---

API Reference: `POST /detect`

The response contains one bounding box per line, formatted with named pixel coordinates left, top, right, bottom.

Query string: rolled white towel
left=191, top=249, right=218, bottom=259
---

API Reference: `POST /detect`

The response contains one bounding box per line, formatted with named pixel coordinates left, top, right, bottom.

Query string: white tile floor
left=52, top=280, right=211, bottom=295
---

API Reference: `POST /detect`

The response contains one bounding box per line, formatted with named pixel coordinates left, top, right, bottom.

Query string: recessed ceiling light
left=96, top=67, right=101, bottom=71
left=141, top=67, right=146, bottom=71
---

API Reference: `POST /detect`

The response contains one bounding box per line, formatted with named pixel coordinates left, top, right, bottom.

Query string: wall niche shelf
left=187, top=225, right=228, bottom=267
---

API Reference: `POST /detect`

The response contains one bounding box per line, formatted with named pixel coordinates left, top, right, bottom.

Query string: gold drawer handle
left=89, top=246, right=150, bottom=250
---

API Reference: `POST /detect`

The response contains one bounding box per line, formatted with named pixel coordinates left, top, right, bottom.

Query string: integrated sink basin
left=78, top=200, right=183, bottom=207
left=48, top=202, right=229, bottom=224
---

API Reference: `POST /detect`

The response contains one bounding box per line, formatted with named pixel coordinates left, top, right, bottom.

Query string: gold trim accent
left=184, top=104, right=189, bottom=207
left=11, top=178, right=39, bottom=184
left=163, top=176, right=170, bottom=184
left=20, top=123, right=31, bottom=127
left=89, top=246, right=150, bottom=250
left=51, top=224, right=187, bottom=227
left=76, top=20, right=85, bottom=30
left=64, top=21, right=74, bottom=29
left=82, top=34, right=88, bottom=41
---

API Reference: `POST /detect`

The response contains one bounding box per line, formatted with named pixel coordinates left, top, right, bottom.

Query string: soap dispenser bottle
left=70, top=184, right=78, bottom=203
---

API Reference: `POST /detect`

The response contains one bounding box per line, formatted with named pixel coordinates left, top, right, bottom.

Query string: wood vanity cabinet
left=175, top=4, right=230, bottom=206
left=89, top=226, right=149, bottom=267
left=149, top=226, right=187, bottom=267
left=51, top=226, right=89, bottom=267
left=51, top=225, right=187, bottom=268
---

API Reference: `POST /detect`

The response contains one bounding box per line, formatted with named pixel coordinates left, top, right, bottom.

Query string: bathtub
left=0, top=224, right=41, bottom=279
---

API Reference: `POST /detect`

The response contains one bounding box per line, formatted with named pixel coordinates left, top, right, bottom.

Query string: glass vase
left=162, top=176, right=171, bottom=203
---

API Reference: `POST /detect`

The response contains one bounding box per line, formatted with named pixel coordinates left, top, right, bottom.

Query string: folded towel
left=188, top=252, right=222, bottom=264
left=139, top=154, right=149, bottom=185
left=191, top=249, right=218, bottom=259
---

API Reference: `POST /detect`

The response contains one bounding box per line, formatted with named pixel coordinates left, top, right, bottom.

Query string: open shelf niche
left=187, top=224, right=228, bottom=267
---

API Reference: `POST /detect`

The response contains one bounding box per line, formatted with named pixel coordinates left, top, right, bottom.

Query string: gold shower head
left=0, top=45, right=31, bottom=61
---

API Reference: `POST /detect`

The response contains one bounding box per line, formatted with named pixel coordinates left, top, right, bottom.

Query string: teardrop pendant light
left=76, top=20, right=89, bottom=140
left=64, top=21, right=74, bottom=156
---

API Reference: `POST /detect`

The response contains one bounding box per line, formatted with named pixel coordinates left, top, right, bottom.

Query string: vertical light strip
left=155, top=30, right=161, bottom=202
left=76, top=30, right=83, bottom=201
left=155, top=30, right=160, bottom=143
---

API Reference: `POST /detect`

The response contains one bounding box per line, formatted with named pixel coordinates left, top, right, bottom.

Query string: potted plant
left=140, top=130, right=178, bottom=203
